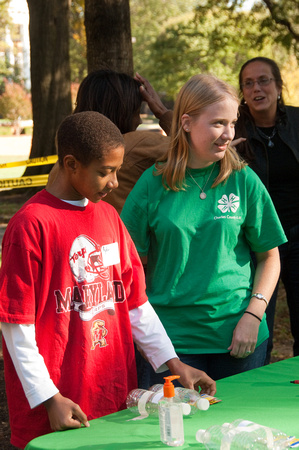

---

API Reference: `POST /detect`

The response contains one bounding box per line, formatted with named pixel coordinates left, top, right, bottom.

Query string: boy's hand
left=44, top=392, right=90, bottom=431
left=166, top=358, right=216, bottom=396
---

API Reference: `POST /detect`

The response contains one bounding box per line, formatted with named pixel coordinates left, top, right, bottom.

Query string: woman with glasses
left=235, top=57, right=299, bottom=364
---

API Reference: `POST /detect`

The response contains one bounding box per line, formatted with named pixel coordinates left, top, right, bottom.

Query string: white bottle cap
left=181, top=402, right=191, bottom=415
left=196, top=397, right=210, bottom=411
left=196, top=429, right=210, bottom=443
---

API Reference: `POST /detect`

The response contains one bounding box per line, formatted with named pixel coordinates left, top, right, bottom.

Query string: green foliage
left=281, top=55, right=299, bottom=106
left=67, top=0, right=299, bottom=99
left=196, top=0, right=299, bottom=55
left=0, top=0, right=11, bottom=30
left=0, top=0, right=13, bottom=91
left=132, top=3, right=292, bottom=100
left=70, top=0, right=87, bottom=82
left=0, top=80, right=32, bottom=121
left=0, top=0, right=29, bottom=92
left=253, top=1, right=299, bottom=56
left=130, top=0, right=198, bottom=75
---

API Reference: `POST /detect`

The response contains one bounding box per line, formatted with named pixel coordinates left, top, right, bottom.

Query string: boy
left=0, top=112, right=215, bottom=449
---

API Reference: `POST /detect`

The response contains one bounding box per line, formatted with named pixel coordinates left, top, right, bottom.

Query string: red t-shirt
left=0, top=190, right=147, bottom=448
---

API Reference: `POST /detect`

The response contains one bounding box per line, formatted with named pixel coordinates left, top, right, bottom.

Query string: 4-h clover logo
left=217, top=193, right=240, bottom=213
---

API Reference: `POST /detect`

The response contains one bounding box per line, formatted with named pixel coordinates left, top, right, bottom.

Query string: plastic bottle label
left=160, top=402, right=184, bottom=445
left=237, top=422, right=274, bottom=448
left=226, top=421, right=275, bottom=448
left=138, top=390, right=153, bottom=416
left=149, top=392, right=164, bottom=404
left=137, top=391, right=163, bottom=415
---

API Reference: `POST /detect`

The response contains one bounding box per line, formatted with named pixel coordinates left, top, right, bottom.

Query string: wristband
left=251, top=293, right=268, bottom=306
left=244, top=310, right=262, bottom=322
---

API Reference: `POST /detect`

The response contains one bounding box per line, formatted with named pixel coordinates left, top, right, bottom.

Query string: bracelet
left=251, top=293, right=269, bottom=306
left=244, top=310, right=262, bottom=322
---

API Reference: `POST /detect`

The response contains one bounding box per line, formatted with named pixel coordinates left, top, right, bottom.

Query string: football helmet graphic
left=69, top=235, right=110, bottom=283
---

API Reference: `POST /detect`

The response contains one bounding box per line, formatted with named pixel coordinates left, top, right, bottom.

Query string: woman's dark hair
left=74, top=69, right=142, bottom=134
left=236, top=57, right=286, bottom=162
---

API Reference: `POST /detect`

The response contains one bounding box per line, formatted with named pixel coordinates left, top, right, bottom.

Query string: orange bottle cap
left=163, top=375, right=180, bottom=398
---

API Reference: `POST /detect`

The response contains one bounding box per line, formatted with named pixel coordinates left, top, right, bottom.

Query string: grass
left=0, top=125, right=33, bottom=136
left=0, top=201, right=26, bottom=220
left=271, top=283, right=293, bottom=361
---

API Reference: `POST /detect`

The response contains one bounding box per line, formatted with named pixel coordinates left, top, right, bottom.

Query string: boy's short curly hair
left=56, top=111, right=124, bottom=166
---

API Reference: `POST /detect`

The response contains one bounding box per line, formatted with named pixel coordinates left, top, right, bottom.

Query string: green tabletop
left=25, top=357, right=299, bottom=449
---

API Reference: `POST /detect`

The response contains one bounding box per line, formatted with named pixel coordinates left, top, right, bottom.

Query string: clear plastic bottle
left=126, top=388, right=163, bottom=417
left=149, top=384, right=209, bottom=414
left=196, top=419, right=291, bottom=449
left=126, top=388, right=191, bottom=417
left=174, top=387, right=209, bottom=414
left=159, top=375, right=184, bottom=447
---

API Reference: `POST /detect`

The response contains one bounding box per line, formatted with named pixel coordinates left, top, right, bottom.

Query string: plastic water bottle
left=159, top=375, right=184, bottom=447
left=126, top=388, right=163, bottom=417
left=149, top=384, right=209, bottom=414
left=174, top=387, right=209, bottom=414
left=126, top=388, right=191, bottom=417
left=196, top=419, right=291, bottom=449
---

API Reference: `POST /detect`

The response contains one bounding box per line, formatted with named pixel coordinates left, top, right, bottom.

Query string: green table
left=25, top=357, right=299, bottom=449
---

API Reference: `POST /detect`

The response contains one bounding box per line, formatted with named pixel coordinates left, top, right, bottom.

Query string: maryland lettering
left=55, top=280, right=125, bottom=321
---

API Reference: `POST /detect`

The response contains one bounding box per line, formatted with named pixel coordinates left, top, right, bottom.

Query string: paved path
left=0, top=135, right=32, bottom=178
left=0, top=135, right=32, bottom=248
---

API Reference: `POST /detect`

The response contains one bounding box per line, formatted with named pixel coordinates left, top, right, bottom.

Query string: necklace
left=186, top=163, right=216, bottom=200
left=256, top=126, right=277, bottom=148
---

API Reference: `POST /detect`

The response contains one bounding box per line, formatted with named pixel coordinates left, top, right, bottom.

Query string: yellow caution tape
left=0, top=155, right=58, bottom=169
left=0, top=174, right=49, bottom=189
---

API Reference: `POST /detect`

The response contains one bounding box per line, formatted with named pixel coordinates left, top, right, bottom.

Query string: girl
left=121, top=74, right=287, bottom=384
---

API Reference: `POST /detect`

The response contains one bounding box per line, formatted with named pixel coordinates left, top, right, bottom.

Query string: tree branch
left=262, top=0, right=299, bottom=41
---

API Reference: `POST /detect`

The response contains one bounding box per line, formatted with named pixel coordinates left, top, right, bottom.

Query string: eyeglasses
left=241, top=78, right=275, bottom=90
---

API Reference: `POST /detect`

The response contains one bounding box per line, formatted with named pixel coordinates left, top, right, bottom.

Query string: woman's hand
left=231, top=137, right=246, bottom=148
left=135, top=72, right=169, bottom=119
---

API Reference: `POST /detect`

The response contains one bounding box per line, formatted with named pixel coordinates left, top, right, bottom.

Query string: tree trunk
left=25, top=0, right=72, bottom=175
left=85, top=0, right=133, bottom=75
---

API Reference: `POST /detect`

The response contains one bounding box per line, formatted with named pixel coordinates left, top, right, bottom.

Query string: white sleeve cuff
left=129, top=301, right=178, bottom=372
left=1, top=322, right=59, bottom=409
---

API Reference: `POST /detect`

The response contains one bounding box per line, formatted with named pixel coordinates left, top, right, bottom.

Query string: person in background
left=73, top=69, right=172, bottom=214
left=121, top=73, right=287, bottom=387
left=0, top=111, right=216, bottom=449
left=235, top=57, right=299, bottom=364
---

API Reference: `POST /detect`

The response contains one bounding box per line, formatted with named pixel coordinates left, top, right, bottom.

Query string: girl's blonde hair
left=156, top=74, right=246, bottom=191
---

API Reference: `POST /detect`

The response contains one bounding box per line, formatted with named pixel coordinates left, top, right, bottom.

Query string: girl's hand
left=228, top=313, right=259, bottom=358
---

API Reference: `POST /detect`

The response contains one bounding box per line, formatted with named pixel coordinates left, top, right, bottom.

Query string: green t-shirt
left=121, top=164, right=287, bottom=353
